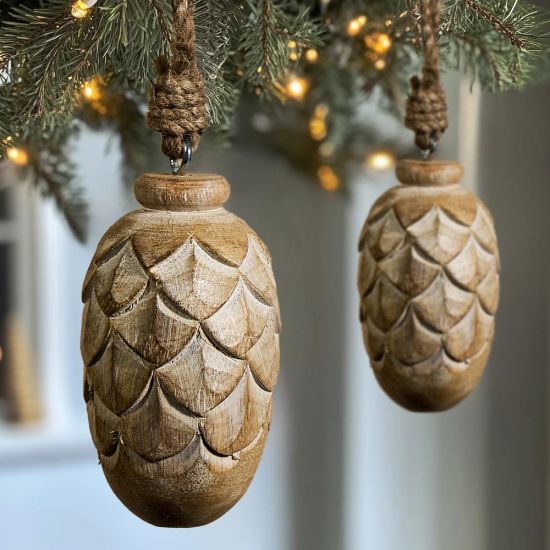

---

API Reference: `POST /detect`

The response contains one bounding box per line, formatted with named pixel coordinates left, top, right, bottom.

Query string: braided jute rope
left=147, top=0, right=208, bottom=161
left=405, top=0, right=448, bottom=155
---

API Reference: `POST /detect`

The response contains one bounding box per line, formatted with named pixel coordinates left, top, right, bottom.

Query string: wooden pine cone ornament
left=358, top=160, right=500, bottom=412
left=81, top=173, right=281, bottom=527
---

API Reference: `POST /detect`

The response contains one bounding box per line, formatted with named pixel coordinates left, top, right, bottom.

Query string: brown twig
left=261, top=0, right=273, bottom=77
left=466, top=0, right=526, bottom=49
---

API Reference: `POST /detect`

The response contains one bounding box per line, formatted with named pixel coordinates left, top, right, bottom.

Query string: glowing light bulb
left=309, top=104, right=329, bottom=141
left=288, top=40, right=299, bottom=61
left=319, top=142, right=335, bottom=158
left=366, top=151, right=396, bottom=171
left=364, top=32, right=393, bottom=55
left=285, top=75, right=309, bottom=101
left=314, top=104, right=329, bottom=118
left=6, top=147, right=29, bottom=166
left=305, top=48, right=319, bottom=64
left=347, top=15, right=368, bottom=37
left=318, top=165, right=340, bottom=192
left=71, top=0, right=97, bottom=19
left=81, top=78, right=102, bottom=101
left=374, top=59, right=386, bottom=71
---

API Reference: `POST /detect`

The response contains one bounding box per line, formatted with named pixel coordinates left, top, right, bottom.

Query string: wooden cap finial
left=396, top=159, right=464, bottom=187
left=134, top=173, right=230, bottom=211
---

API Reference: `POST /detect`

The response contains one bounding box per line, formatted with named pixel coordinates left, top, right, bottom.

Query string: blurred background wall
left=0, top=68, right=548, bottom=550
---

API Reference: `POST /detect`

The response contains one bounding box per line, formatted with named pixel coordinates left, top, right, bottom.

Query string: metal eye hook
left=421, top=135, right=438, bottom=161
left=169, top=135, right=193, bottom=175
left=182, top=134, right=193, bottom=167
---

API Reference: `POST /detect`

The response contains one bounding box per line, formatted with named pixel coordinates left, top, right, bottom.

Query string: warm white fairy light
left=318, top=165, right=340, bottom=192
left=6, top=147, right=29, bottom=166
left=364, top=32, right=393, bottom=55
left=309, top=104, right=329, bottom=141
left=288, top=40, right=299, bottom=61
left=71, top=0, right=98, bottom=19
left=305, top=48, right=319, bottom=64
left=81, top=78, right=102, bottom=101
left=319, top=142, right=335, bottom=158
left=347, top=15, right=368, bottom=37
left=366, top=151, right=396, bottom=171
left=285, top=75, right=309, bottom=101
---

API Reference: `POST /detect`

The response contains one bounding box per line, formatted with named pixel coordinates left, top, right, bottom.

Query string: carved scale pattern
left=358, top=170, right=500, bottom=412
left=81, top=202, right=280, bottom=527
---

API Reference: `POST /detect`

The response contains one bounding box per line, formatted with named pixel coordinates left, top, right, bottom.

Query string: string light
left=374, top=59, right=386, bottom=71
left=366, top=151, right=396, bottom=171
left=309, top=104, right=329, bottom=141
left=319, top=142, right=335, bottom=158
left=364, top=32, right=393, bottom=55
left=71, top=0, right=98, bottom=19
left=285, top=75, right=309, bottom=101
left=318, top=165, right=340, bottom=192
left=347, top=15, right=368, bottom=37
left=6, top=147, right=29, bottom=166
left=288, top=40, right=299, bottom=61
left=305, top=48, right=319, bottom=64
left=81, top=78, right=102, bottom=101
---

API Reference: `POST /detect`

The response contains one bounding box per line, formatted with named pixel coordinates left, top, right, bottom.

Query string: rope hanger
left=148, top=0, right=449, bottom=168
left=147, top=0, right=208, bottom=173
left=405, top=0, right=448, bottom=158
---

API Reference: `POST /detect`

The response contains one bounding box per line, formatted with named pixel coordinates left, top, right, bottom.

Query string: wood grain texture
left=358, top=160, right=500, bottom=412
left=81, top=173, right=280, bottom=527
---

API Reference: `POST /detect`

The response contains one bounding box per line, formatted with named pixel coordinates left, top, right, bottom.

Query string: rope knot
left=405, top=0, right=448, bottom=156
left=405, top=74, right=448, bottom=152
left=147, top=0, right=208, bottom=162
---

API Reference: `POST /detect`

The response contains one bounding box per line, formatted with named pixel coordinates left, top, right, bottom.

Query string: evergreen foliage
left=0, top=0, right=548, bottom=240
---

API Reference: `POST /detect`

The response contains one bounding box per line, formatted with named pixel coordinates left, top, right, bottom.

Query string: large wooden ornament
left=81, top=173, right=281, bottom=527
left=358, top=160, right=500, bottom=412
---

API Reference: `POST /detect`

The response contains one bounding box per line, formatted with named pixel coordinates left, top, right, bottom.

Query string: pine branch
left=440, top=0, right=550, bottom=89
left=465, top=0, right=526, bottom=49
left=195, top=0, right=241, bottom=127
left=240, top=0, right=322, bottom=91
left=450, top=31, right=503, bottom=88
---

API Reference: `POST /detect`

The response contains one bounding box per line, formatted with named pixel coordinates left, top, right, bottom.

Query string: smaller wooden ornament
left=81, top=173, right=281, bottom=527
left=358, top=160, right=500, bottom=412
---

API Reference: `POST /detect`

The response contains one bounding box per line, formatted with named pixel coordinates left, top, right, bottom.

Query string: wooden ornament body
left=81, top=173, right=280, bottom=527
left=358, top=160, right=500, bottom=412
